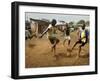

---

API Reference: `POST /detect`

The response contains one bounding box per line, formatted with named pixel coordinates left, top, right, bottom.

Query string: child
left=71, top=23, right=88, bottom=57
left=25, top=25, right=33, bottom=40
left=63, top=23, right=71, bottom=47
left=39, top=19, right=59, bottom=56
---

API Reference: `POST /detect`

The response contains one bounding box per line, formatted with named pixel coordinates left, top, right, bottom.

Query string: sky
left=25, top=12, right=90, bottom=23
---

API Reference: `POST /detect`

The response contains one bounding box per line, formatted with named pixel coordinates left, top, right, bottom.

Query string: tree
left=69, top=21, right=74, bottom=28
left=85, top=21, right=90, bottom=27
left=77, top=20, right=85, bottom=25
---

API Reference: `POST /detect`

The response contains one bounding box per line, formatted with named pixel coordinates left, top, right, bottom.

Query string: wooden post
left=36, top=22, right=38, bottom=37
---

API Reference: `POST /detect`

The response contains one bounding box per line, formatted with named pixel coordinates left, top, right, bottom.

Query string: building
left=30, top=18, right=50, bottom=36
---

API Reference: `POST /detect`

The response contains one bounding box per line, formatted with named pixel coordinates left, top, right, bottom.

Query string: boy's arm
left=39, top=27, right=49, bottom=38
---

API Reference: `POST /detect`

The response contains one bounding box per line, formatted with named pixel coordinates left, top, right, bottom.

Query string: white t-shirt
left=47, top=24, right=57, bottom=38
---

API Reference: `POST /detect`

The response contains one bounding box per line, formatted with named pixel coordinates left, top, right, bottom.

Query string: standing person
left=63, top=23, right=71, bottom=47
left=39, top=19, right=59, bottom=56
left=25, top=25, right=33, bottom=40
left=71, top=23, right=88, bottom=57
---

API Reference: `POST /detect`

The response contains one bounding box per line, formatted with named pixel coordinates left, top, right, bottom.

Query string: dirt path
left=25, top=31, right=89, bottom=68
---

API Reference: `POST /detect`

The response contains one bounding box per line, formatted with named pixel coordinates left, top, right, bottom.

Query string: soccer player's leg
left=52, top=38, right=59, bottom=55
left=63, top=39, right=67, bottom=46
left=68, top=40, right=70, bottom=46
left=72, top=40, right=81, bottom=50
left=78, top=45, right=82, bottom=57
left=49, top=37, right=53, bottom=52
left=68, top=36, right=71, bottom=46
left=78, top=42, right=86, bottom=57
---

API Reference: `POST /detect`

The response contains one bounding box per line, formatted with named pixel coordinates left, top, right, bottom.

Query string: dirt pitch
left=25, top=31, right=89, bottom=68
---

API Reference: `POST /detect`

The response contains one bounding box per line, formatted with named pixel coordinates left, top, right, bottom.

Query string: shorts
left=64, top=36, right=71, bottom=40
left=48, top=36, right=59, bottom=44
left=77, top=39, right=87, bottom=46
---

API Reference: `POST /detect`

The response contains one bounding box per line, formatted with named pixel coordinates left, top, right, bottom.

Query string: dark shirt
left=64, top=27, right=70, bottom=36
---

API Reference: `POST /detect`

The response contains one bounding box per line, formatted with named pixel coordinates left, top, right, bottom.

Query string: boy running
left=71, top=23, right=88, bottom=57
left=63, top=23, right=71, bottom=47
left=39, top=19, right=59, bottom=56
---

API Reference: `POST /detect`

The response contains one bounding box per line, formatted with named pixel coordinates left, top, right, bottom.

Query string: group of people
left=39, top=19, right=89, bottom=58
